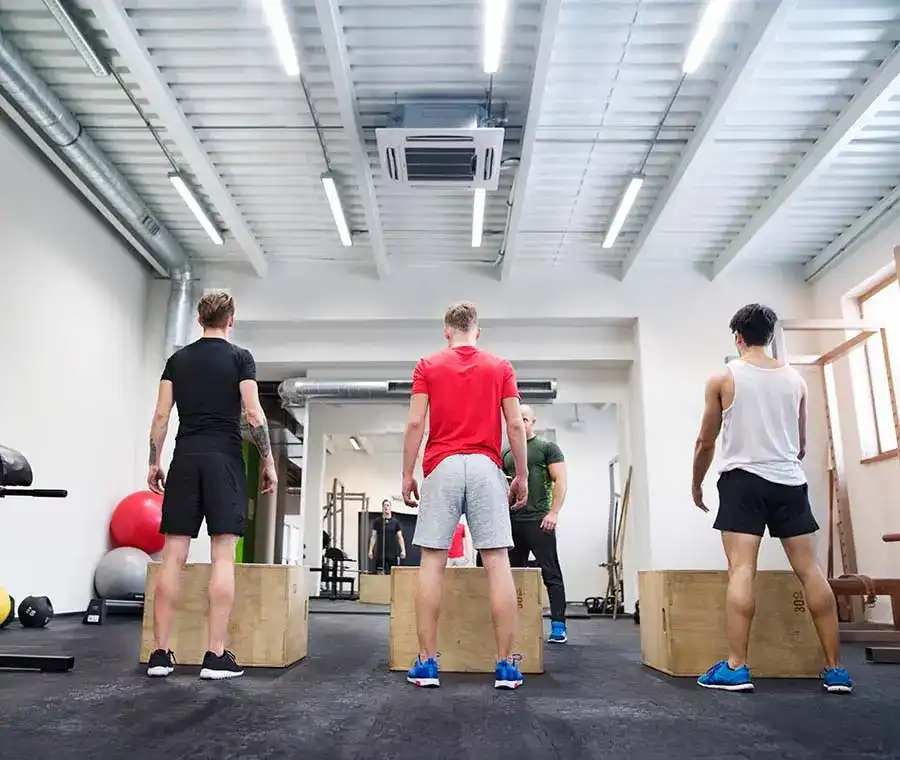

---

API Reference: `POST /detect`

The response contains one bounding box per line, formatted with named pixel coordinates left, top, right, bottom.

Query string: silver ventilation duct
left=0, top=30, right=195, bottom=357
left=0, top=29, right=189, bottom=276
left=278, top=379, right=558, bottom=406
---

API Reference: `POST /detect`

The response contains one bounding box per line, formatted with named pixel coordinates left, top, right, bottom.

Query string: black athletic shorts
left=714, top=467, right=819, bottom=539
left=160, top=452, right=247, bottom=538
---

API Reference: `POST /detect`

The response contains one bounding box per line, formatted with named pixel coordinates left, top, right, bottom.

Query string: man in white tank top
left=691, top=303, right=852, bottom=695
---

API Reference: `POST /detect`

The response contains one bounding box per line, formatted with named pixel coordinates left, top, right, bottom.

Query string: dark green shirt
left=501, top=436, right=565, bottom=522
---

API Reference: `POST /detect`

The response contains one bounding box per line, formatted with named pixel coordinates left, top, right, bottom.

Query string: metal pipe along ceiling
left=278, top=379, right=558, bottom=406
left=0, top=29, right=189, bottom=277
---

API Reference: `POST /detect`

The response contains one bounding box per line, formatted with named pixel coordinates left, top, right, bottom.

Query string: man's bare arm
left=402, top=394, right=429, bottom=478
left=547, top=462, right=568, bottom=514
left=502, top=397, right=528, bottom=476
left=691, top=373, right=726, bottom=491
left=149, top=381, right=174, bottom=466
left=239, top=380, right=273, bottom=463
left=798, top=379, right=808, bottom=461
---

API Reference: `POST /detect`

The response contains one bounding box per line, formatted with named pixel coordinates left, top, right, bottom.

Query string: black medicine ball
left=18, top=595, right=53, bottom=628
left=0, top=595, right=14, bottom=629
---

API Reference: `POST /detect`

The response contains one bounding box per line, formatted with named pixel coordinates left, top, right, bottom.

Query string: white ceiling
left=2, top=0, right=900, bottom=280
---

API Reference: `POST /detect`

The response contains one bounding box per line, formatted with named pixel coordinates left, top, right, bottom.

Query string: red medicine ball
left=109, top=490, right=164, bottom=554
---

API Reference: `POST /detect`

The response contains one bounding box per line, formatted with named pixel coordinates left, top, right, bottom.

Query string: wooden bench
left=829, top=534, right=900, bottom=648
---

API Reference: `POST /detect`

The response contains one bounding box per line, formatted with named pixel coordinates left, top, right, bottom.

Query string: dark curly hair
left=729, top=303, right=778, bottom=347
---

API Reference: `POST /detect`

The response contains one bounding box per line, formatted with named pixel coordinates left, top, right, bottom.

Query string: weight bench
left=0, top=445, right=74, bottom=673
left=828, top=533, right=900, bottom=663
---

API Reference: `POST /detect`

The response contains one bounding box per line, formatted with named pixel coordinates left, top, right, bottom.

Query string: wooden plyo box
left=638, top=570, right=825, bottom=678
left=359, top=573, right=392, bottom=605
left=389, top=566, right=544, bottom=674
left=140, top=562, right=308, bottom=668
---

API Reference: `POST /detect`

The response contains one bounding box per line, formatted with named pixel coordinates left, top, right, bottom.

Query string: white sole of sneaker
left=824, top=684, right=852, bottom=694
left=199, top=668, right=244, bottom=680
left=494, top=679, right=524, bottom=690
left=147, top=666, right=174, bottom=678
left=548, top=637, right=567, bottom=644
left=407, top=677, right=440, bottom=687
left=698, top=681, right=754, bottom=692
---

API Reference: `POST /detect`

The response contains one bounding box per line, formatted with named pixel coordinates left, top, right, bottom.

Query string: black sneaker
left=199, top=649, right=244, bottom=680
left=147, top=649, right=176, bottom=678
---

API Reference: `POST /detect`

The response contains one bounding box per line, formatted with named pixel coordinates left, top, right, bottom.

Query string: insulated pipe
left=163, top=269, right=195, bottom=358
left=0, top=29, right=189, bottom=275
left=278, top=379, right=558, bottom=406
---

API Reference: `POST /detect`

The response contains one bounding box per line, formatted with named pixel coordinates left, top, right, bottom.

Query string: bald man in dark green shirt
left=501, top=405, right=569, bottom=644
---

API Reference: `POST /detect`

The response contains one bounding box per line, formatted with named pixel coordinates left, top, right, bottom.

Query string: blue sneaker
left=822, top=667, right=853, bottom=694
left=548, top=621, right=567, bottom=643
left=495, top=655, right=524, bottom=690
left=407, top=655, right=440, bottom=688
left=697, top=660, right=754, bottom=692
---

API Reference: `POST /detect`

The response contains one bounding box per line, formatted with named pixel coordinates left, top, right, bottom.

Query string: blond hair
left=444, top=301, right=478, bottom=333
left=198, top=290, right=235, bottom=329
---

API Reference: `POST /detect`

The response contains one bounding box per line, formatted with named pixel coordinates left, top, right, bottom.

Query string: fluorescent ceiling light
left=321, top=174, right=352, bottom=247
left=42, top=0, right=109, bottom=77
left=471, top=188, right=486, bottom=247
left=683, top=0, right=733, bottom=75
left=261, top=0, right=300, bottom=77
left=168, top=173, right=224, bottom=246
left=483, top=0, right=510, bottom=74
left=602, top=177, right=643, bottom=249
left=348, top=436, right=362, bottom=451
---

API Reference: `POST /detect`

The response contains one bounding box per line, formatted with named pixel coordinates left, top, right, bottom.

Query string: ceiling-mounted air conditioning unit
left=375, top=103, right=505, bottom=191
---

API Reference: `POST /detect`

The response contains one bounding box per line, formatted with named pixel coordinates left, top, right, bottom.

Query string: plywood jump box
left=140, top=563, right=308, bottom=668
left=638, top=570, right=825, bottom=678
left=389, top=566, right=544, bottom=674
left=359, top=573, right=392, bottom=605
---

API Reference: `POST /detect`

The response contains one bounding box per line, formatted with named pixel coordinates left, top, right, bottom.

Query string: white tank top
left=719, top=359, right=807, bottom=486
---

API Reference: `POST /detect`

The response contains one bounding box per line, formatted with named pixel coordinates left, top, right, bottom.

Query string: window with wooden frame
left=855, top=272, right=900, bottom=462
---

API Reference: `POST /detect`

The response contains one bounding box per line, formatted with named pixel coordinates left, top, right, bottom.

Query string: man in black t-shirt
left=144, top=291, right=277, bottom=681
left=368, top=499, right=406, bottom=574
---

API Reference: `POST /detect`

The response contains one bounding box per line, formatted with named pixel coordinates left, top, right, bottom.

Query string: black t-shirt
left=372, top=516, right=402, bottom=556
left=161, top=337, right=256, bottom=457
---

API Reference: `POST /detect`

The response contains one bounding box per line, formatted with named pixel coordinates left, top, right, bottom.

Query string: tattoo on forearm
left=148, top=440, right=158, bottom=466
left=249, top=423, right=272, bottom=458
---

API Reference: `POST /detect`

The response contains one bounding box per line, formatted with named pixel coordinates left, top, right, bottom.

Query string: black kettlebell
left=18, top=595, right=54, bottom=628
left=0, top=595, right=14, bottom=629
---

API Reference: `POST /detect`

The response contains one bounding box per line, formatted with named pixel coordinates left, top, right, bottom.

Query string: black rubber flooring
left=0, top=613, right=896, bottom=759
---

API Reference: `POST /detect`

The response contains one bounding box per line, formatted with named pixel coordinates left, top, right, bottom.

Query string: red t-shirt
left=449, top=522, right=466, bottom=558
left=412, top=345, right=519, bottom=477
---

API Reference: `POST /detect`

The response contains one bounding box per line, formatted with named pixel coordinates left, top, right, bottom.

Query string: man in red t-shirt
left=401, top=301, right=530, bottom=690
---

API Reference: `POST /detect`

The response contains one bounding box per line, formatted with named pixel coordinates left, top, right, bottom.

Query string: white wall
left=0, top=122, right=151, bottom=613
left=812, top=227, right=900, bottom=623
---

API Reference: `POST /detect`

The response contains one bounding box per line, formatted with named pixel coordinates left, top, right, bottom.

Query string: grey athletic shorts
left=413, top=454, right=513, bottom=551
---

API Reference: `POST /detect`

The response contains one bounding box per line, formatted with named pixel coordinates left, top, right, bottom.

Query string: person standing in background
left=369, top=498, right=406, bottom=573
left=502, top=404, right=569, bottom=644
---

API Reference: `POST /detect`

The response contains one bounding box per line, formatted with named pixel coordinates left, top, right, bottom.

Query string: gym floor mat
left=0, top=615, right=895, bottom=759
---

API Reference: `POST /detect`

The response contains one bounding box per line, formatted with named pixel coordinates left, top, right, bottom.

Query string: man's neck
left=202, top=328, right=229, bottom=340
left=526, top=433, right=536, bottom=441
left=448, top=329, right=477, bottom=348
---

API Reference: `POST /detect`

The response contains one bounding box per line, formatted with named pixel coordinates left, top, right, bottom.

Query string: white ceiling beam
left=620, top=0, right=794, bottom=279
left=711, top=43, right=900, bottom=279
left=498, top=0, right=563, bottom=281
left=89, top=0, right=268, bottom=277
left=804, top=185, right=900, bottom=283
left=313, top=0, right=389, bottom=278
